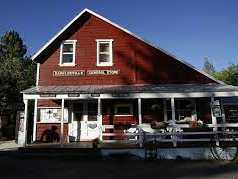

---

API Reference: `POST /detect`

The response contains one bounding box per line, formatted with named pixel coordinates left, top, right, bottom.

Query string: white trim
left=23, top=99, right=28, bottom=146
left=23, top=91, right=238, bottom=100
left=98, top=98, right=103, bottom=141
left=171, top=98, right=176, bottom=122
left=31, top=8, right=222, bottom=84
left=33, top=99, right=38, bottom=142
left=36, top=63, right=40, bottom=86
left=59, top=40, right=77, bottom=66
left=36, top=121, right=68, bottom=124
left=96, top=39, right=113, bottom=66
left=138, top=98, right=142, bottom=125
left=114, top=103, right=133, bottom=116
left=103, top=123, right=238, bottom=129
left=38, top=107, right=68, bottom=123
left=60, top=99, right=65, bottom=146
left=96, top=39, right=113, bottom=42
left=210, top=96, right=219, bottom=145
left=37, top=106, right=61, bottom=109
left=211, top=97, right=218, bottom=131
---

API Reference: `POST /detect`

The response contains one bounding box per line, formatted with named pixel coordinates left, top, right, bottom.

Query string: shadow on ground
left=0, top=151, right=238, bottom=179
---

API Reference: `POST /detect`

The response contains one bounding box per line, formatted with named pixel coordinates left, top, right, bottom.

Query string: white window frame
left=114, top=104, right=133, bottom=116
left=59, top=40, right=77, bottom=66
left=37, top=107, right=68, bottom=123
left=96, top=39, right=113, bottom=66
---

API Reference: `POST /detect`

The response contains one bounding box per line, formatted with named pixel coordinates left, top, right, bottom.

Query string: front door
left=70, top=101, right=100, bottom=141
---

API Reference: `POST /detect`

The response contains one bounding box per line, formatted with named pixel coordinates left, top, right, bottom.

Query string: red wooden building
left=19, top=9, right=238, bottom=147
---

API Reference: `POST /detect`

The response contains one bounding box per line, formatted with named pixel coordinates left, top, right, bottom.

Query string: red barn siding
left=102, top=99, right=138, bottom=125
left=36, top=123, right=68, bottom=142
left=34, top=11, right=217, bottom=142
left=38, top=14, right=217, bottom=86
left=102, top=115, right=138, bottom=125
left=38, top=99, right=61, bottom=108
left=101, top=99, right=138, bottom=140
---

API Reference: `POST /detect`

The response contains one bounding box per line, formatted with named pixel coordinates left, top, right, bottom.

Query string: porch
left=20, top=84, right=238, bottom=148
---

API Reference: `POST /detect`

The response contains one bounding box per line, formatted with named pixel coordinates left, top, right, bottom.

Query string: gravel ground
left=0, top=152, right=238, bottom=179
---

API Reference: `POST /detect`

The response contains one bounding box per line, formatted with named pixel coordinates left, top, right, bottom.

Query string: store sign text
left=53, top=70, right=120, bottom=77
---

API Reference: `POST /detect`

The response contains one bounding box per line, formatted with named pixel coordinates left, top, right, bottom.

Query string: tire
left=210, top=129, right=238, bottom=161
left=211, top=146, right=238, bottom=161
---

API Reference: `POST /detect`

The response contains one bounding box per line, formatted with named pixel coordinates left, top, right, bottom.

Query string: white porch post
left=60, top=99, right=65, bottom=147
left=163, top=99, right=167, bottom=121
left=138, top=98, right=142, bottom=125
left=211, top=96, right=219, bottom=146
left=23, top=99, right=28, bottom=146
left=97, top=98, right=103, bottom=141
left=171, top=98, right=176, bottom=122
left=211, top=96, right=217, bottom=131
left=33, top=99, right=38, bottom=142
left=171, top=98, right=177, bottom=147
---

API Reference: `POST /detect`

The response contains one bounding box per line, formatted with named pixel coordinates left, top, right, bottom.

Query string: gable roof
left=32, top=8, right=223, bottom=84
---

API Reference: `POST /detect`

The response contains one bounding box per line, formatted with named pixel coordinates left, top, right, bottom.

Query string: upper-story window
left=96, top=39, right=113, bottom=66
left=59, top=40, right=76, bottom=66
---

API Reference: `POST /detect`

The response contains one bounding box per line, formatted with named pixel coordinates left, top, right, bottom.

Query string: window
left=174, top=99, right=197, bottom=121
left=88, top=102, right=97, bottom=121
left=38, top=108, right=68, bottom=123
left=96, top=39, right=113, bottom=66
left=114, top=104, right=133, bottom=116
left=60, top=40, right=76, bottom=66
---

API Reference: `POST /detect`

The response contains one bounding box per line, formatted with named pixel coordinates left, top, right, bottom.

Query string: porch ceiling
left=22, top=84, right=238, bottom=95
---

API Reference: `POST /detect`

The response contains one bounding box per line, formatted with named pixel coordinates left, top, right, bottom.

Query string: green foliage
left=0, top=31, right=26, bottom=60
left=213, top=64, right=238, bottom=86
left=0, top=31, right=36, bottom=111
left=202, top=57, right=215, bottom=75
left=202, top=57, right=238, bottom=86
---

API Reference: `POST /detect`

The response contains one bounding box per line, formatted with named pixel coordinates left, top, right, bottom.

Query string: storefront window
left=114, top=104, right=133, bottom=116
left=88, top=102, right=97, bottom=121
left=38, top=108, right=68, bottom=123
left=142, top=99, right=164, bottom=123
left=175, top=99, right=196, bottom=121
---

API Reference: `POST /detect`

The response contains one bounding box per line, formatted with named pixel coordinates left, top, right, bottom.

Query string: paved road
left=0, top=152, right=238, bottom=179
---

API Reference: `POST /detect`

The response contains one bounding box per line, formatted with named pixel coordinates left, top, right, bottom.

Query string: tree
left=0, top=31, right=27, bottom=61
left=0, top=31, right=36, bottom=138
left=213, top=64, right=238, bottom=86
left=202, top=57, right=215, bottom=75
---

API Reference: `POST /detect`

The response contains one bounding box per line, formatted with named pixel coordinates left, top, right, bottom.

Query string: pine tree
left=0, top=31, right=36, bottom=138
left=202, top=57, right=215, bottom=75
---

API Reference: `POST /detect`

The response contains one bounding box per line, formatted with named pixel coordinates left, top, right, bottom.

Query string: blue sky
left=0, top=0, right=237, bottom=70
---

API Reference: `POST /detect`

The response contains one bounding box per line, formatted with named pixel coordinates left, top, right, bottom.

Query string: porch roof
left=22, top=84, right=238, bottom=95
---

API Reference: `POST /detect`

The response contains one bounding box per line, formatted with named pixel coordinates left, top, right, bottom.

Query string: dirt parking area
left=0, top=152, right=238, bottom=179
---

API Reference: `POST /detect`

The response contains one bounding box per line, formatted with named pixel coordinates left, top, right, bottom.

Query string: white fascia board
left=32, top=8, right=223, bottom=84
left=23, top=91, right=238, bottom=100
left=36, top=63, right=40, bottom=86
left=31, top=9, right=88, bottom=60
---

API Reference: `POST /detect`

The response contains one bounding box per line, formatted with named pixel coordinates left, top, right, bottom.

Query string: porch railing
left=101, top=123, right=238, bottom=147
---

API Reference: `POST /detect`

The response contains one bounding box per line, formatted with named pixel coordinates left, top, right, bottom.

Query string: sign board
left=40, top=94, right=56, bottom=97
left=87, top=70, right=119, bottom=75
left=53, top=70, right=119, bottom=77
left=112, top=93, right=129, bottom=97
left=68, top=93, right=80, bottom=97
left=91, top=94, right=100, bottom=97
left=211, top=106, right=222, bottom=117
left=211, top=100, right=222, bottom=117
left=53, top=70, right=85, bottom=77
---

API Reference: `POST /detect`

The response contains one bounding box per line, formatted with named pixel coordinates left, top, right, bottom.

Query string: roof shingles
left=22, top=84, right=238, bottom=94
